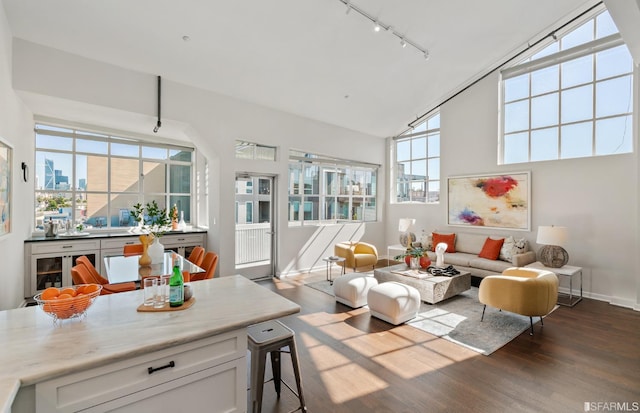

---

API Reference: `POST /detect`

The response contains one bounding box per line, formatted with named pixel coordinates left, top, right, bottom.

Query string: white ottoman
left=367, top=282, right=420, bottom=325
left=333, top=273, right=379, bottom=308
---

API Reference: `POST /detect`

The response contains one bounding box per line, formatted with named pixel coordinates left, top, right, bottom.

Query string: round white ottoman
left=367, top=282, right=420, bottom=325
left=333, top=273, right=379, bottom=308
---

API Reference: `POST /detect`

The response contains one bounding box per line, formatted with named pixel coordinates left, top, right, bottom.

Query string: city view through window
left=34, top=124, right=193, bottom=232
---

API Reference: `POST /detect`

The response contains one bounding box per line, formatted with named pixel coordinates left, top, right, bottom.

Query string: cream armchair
left=334, top=242, right=378, bottom=272
left=478, top=267, right=558, bottom=335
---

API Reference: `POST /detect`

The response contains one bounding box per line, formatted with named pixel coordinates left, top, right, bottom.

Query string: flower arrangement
left=395, top=246, right=431, bottom=269
left=130, top=201, right=171, bottom=239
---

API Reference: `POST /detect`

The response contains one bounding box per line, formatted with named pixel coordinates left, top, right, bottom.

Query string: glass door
left=235, top=174, right=275, bottom=280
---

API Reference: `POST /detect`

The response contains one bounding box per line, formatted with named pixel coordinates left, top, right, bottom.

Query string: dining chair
left=123, top=244, right=144, bottom=256
left=190, top=251, right=218, bottom=281
left=76, top=255, right=137, bottom=295
left=187, top=246, right=205, bottom=267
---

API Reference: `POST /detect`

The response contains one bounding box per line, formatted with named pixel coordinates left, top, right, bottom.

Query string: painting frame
left=0, top=137, right=12, bottom=239
left=447, top=171, right=530, bottom=231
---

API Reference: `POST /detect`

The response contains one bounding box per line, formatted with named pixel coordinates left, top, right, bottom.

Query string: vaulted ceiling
left=3, top=0, right=597, bottom=138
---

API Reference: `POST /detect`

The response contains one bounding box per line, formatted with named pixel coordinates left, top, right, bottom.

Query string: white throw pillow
left=499, top=236, right=528, bottom=262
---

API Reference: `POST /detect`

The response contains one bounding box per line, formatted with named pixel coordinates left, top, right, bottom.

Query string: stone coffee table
left=373, top=264, right=471, bottom=304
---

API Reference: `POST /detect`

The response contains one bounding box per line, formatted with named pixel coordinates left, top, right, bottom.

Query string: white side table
left=322, top=256, right=345, bottom=285
left=387, top=244, right=405, bottom=261
left=525, top=261, right=582, bottom=307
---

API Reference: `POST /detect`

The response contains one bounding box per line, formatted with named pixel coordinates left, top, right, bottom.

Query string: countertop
left=24, top=228, right=207, bottom=243
left=0, top=275, right=300, bottom=412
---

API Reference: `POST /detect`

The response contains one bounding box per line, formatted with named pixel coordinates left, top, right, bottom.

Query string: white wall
left=0, top=7, right=34, bottom=310
left=387, top=69, right=640, bottom=310
left=9, top=39, right=386, bottom=295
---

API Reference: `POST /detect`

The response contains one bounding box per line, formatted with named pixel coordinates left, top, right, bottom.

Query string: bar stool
left=247, top=320, right=306, bottom=413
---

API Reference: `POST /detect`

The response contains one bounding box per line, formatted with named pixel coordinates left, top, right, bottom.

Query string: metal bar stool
left=247, top=320, right=306, bottom=413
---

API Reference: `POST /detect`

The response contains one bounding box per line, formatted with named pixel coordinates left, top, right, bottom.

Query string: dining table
left=103, top=251, right=205, bottom=284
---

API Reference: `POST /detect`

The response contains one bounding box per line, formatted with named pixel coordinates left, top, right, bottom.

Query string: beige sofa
left=423, top=232, right=537, bottom=278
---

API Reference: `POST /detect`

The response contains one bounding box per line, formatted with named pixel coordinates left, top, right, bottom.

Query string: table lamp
left=398, top=218, right=416, bottom=248
left=536, top=225, right=568, bottom=268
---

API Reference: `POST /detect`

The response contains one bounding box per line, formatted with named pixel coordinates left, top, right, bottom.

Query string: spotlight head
left=153, top=121, right=161, bottom=133
left=374, top=22, right=381, bottom=32
left=400, top=38, right=407, bottom=48
left=424, top=50, right=430, bottom=60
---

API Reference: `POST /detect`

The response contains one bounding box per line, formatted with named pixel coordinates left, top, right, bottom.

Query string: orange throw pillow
left=432, top=233, right=456, bottom=253
left=478, top=237, right=505, bottom=260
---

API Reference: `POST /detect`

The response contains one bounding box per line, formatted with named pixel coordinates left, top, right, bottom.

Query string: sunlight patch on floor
left=342, top=330, right=414, bottom=358
left=307, top=342, right=354, bottom=371
left=298, top=311, right=357, bottom=327
left=320, top=363, right=389, bottom=404
left=372, top=343, right=462, bottom=379
left=318, top=322, right=368, bottom=341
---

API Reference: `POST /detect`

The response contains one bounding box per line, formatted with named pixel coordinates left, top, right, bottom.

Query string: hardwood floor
left=253, top=271, right=640, bottom=413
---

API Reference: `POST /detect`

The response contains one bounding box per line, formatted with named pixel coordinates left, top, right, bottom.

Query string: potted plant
left=130, top=201, right=171, bottom=264
left=395, top=246, right=431, bottom=269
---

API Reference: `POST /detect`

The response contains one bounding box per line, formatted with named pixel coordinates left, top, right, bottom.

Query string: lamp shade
left=536, top=226, right=568, bottom=247
left=398, top=218, right=415, bottom=232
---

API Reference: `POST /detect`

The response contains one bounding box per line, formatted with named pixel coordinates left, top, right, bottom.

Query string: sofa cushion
left=499, top=236, right=529, bottom=262
left=454, top=232, right=487, bottom=255
left=432, top=233, right=456, bottom=253
left=469, top=257, right=514, bottom=273
left=478, top=237, right=505, bottom=260
left=441, top=252, right=476, bottom=267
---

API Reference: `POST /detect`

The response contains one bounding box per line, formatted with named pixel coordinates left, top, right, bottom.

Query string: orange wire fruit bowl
left=34, top=284, right=102, bottom=322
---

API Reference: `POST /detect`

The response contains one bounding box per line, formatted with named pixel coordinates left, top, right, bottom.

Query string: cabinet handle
left=148, top=360, right=175, bottom=375
left=62, top=245, right=73, bottom=249
left=177, top=238, right=185, bottom=241
left=125, top=241, right=134, bottom=245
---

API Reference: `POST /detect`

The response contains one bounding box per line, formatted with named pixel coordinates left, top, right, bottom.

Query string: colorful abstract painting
left=0, top=138, right=11, bottom=238
left=447, top=172, right=530, bottom=230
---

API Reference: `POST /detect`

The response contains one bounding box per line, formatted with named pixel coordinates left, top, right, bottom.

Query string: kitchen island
left=1, top=275, right=300, bottom=413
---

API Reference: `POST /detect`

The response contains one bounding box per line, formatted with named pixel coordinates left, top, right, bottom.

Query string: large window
left=393, top=112, right=440, bottom=203
left=288, top=151, right=378, bottom=224
left=501, top=9, right=634, bottom=164
left=34, top=124, right=194, bottom=231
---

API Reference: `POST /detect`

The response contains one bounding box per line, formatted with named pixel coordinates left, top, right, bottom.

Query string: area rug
left=306, top=280, right=551, bottom=355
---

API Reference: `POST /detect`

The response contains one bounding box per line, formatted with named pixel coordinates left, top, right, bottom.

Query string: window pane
left=325, top=171, right=337, bottom=196
left=337, top=169, right=349, bottom=195
left=561, top=55, right=593, bottom=88
left=561, top=85, right=593, bottom=123
left=142, top=146, right=167, bottom=160
left=428, top=133, right=440, bottom=156
left=595, top=115, right=632, bottom=155
left=368, top=171, right=376, bottom=196
left=288, top=196, right=301, bottom=222
left=36, top=134, right=73, bottom=151
left=351, top=171, right=365, bottom=196
left=410, top=181, right=426, bottom=202
left=427, top=181, right=440, bottom=203
left=561, top=19, right=593, bottom=50
left=170, top=164, right=190, bottom=193
left=504, top=132, right=529, bottom=164
left=531, top=93, right=558, bottom=128
left=324, top=198, right=336, bottom=220
left=337, top=197, right=349, bottom=219
left=77, top=154, right=108, bottom=192
left=531, top=42, right=559, bottom=61
left=236, top=178, right=251, bottom=195
left=84, top=193, right=109, bottom=229
left=111, top=143, right=138, bottom=157
left=427, top=158, right=440, bottom=180
left=596, top=11, right=618, bottom=39
left=504, top=100, right=529, bottom=133
left=169, top=150, right=192, bottom=162
left=412, top=137, right=426, bottom=158
left=596, top=76, right=633, bottom=118
left=363, top=198, right=376, bottom=221
left=412, top=122, right=426, bottom=133
left=289, top=164, right=301, bottom=195
left=169, top=195, right=191, bottom=222
left=305, top=197, right=319, bottom=220
left=411, top=159, right=426, bottom=178
left=531, top=65, right=558, bottom=96
left=396, top=140, right=410, bottom=161
left=255, top=145, right=276, bottom=161
left=561, top=122, right=592, bottom=159
left=142, top=161, right=165, bottom=193
left=531, top=127, right=558, bottom=161
left=77, top=139, right=107, bottom=154
left=597, top=45, right=633, bottom=80
left=35, top=192, right=73, bottom=229
left=36, top=151, right=72, bottom=190
left=304, top=165, right=319, bottom=195
left=427, top=114, right=440, bottom=130
left=110, top=194, right=139, bottom=227
left=504, top=74, right=529, bottom=102
left=396, top=182, right=409, bottom=202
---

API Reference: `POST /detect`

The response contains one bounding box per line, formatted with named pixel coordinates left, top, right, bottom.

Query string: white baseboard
left=558, top=287, right=639, bottom=311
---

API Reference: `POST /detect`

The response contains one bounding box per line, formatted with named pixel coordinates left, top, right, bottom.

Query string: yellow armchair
left=334, top=242, right=378, bottom=272
left=478, top=267, right=558, bottom=335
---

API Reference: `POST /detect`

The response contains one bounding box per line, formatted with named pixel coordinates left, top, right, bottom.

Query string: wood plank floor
left=253, top=271, right=640, bottom=413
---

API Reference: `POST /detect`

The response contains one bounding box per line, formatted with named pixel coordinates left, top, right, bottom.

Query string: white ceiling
left=3, top=0, right=595, bottom=138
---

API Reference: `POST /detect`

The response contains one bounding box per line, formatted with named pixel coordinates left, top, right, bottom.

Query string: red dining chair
left=123, top=244, right=144, bottom=256
left=190, top=252, right=218, bottom=281
left=76, top=255, right=137, bottom=295
left=187, top=246, right=205, bottom=267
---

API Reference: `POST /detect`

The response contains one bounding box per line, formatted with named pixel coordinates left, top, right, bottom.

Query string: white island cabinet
left=2, top=276, right=300, bottom=413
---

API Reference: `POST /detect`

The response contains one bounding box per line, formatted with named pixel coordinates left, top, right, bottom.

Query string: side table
left=526, top=261, right=582, bottom=307
left=322, top=256, right=345, bottom=285
left=387, top=244, right=405, bottom=262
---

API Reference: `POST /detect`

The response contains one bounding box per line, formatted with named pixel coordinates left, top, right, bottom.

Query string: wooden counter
left=1, top=275, right=300, bottom=412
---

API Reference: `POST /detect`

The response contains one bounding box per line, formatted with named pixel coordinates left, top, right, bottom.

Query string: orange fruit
left=76, top=285, right=86, bottom=294
left=73, top=295, right=90, bottom=312
left=83, top=284, right=100, bottom=294
left=41, top=287, right=60, bottom=300
left=57, top=293, right=73, bottom=300
left=60, top=288, right=77, bottom=297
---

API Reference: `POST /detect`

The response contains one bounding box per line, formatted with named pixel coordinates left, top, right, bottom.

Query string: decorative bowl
left=34, top=284, right=102, bottom=322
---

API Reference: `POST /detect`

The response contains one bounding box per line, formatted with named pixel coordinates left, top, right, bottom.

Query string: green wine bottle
left=169, top=263, right=184, bottom=307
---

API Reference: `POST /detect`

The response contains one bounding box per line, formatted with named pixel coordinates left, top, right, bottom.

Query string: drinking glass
left=154, top=277, right=167, bottom=308
left=143, top=278, right=157, bottom=307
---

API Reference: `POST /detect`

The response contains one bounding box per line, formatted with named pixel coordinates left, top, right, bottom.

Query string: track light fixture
left=336, top=0, right=429, bottom=60
left=153, top=75, right=162, bottom=133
